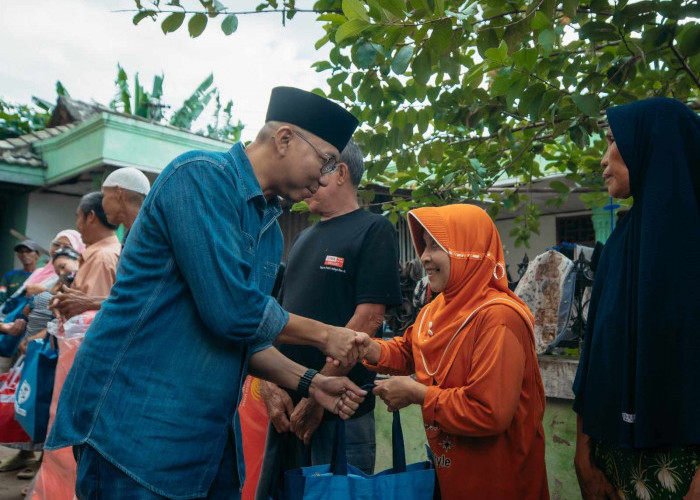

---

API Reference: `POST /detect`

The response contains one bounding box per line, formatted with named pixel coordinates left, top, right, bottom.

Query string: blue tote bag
left=282, top=411, right=435, bottom=500
left=14, top=336, right=58, bottom=443
left=0, top=295, right=31, bottom=357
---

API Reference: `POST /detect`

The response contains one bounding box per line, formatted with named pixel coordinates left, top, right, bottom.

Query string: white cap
left=103, top=167, right=151, bottom=196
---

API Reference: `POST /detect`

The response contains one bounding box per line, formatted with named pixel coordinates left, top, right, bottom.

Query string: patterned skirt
left=593, top=441, right=700, bottom=500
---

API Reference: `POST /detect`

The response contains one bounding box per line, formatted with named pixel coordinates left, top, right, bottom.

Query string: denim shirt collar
left=228, top=142, right=282, bottom=223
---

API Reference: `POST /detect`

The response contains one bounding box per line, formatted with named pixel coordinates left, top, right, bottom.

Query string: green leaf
left=485, top=39, right=508, bottom=64
left=428, top=19, right=453, bottom=54
left=677, top=23, right=700, bottom=57
left=188, top=13, right=208, bottom=38
left=291, top=201, right=309, bottom=213
left=502, top=22, right=527, bottom=54
left=549, top=180, right=570, bottom=194
left=391, top=45, right=413, bottom=75
left=530, top=11, right=551, bottom=31
left=356, top=42, right=377, bottom=68
left=335, top=19, right=370, bottom=43
left=133, top=10, right=156, bottom=25
left=537, top=29, right=555, bottom=55
left=378, top=0, right=405, bottom=19
left=315, top=33, right=331, bottom=50
left=476, top=28, right=499, bottom=58
left=433, top=0, right=445, bottom=17
left=411, top=49, right=431, bottom=85
left=518, top=82, right=546, bottom=120
left=571, top=94, right=601, bottom=117
left=55, top=80, right=70, bottom=97
left=318, top=13, right=349, bottom=24
left=513, top=47, right=538, bottom=71
left=562, top=0, right=579, bottom=19
left=342, top=0, right=369, bottom=22
left=221, top=14, right=238, bottom=35
left=417, top=109, right=429, bottom=133
left=579, top=21, right=619, bottom=42
left=161, top=12, right=185, bottom=34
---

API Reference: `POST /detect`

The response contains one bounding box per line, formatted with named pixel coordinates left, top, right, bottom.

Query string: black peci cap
left=265, top=87, right=359, bottom=152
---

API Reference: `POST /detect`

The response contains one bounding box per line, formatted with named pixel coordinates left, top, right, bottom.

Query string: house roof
left=0, top=96, right=232, bottom=189
left=0, top=124, right=76, bottom=168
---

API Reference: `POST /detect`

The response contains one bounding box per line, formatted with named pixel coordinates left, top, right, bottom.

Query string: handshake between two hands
left=295, top=328, right=425, bottom=427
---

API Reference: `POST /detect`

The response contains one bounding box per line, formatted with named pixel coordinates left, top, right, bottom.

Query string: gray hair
left=340, top=140, right=364, bottom=187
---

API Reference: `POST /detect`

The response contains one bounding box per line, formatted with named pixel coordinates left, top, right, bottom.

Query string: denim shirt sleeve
left=151, top=157, right=288, bottom=348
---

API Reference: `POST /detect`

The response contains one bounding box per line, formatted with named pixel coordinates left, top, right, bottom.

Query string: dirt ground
left=0, top=447, right=36, bottom=500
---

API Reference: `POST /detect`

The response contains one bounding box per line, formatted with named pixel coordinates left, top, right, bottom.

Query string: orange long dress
left=370, top=304, right=548, bottom=499
left=366, top=204, right=549, bottom=500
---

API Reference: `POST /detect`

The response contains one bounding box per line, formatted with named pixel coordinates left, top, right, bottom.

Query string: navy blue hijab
left=573, top=98, right=700, bottom=448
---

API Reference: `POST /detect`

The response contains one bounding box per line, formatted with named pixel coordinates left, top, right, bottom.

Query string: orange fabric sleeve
left=363, top=324, right=415, bottom=375
left=422, top=322, right=525, bottom=437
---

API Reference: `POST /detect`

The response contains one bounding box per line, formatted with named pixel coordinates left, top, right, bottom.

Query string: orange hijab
left=407, top=204, right=535, bottom=382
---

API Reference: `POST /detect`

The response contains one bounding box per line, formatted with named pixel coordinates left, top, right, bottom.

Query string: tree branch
left=113, top=8, right=341, bottom=15
left=670, top=44, right=700, bottom=89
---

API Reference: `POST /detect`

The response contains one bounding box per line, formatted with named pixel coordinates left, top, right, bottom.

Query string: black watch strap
left=297, top=369, right=319, bottom=399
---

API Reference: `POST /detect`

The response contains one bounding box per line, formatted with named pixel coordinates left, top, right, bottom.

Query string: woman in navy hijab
left=573, top=97, right=700, bottom=500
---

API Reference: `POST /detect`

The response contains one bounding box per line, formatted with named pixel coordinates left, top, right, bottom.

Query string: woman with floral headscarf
left=363, top=204, right=549, bottom=499
left=573, top=98, right=700, bottom=500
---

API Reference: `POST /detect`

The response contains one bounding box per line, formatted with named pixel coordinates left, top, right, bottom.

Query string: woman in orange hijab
left=363, top=204, right=549, bottom=499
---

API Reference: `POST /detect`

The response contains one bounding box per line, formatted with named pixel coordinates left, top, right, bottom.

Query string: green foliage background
left=107, top=0, right=700, bottom=243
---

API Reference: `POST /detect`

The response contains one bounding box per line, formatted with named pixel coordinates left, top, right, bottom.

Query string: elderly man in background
left=100, top=167, right=151, bottom=238
left=52, top=169, right=150, bottom=318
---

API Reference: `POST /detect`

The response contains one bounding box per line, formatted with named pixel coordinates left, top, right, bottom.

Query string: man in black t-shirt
left=256, top=141, right=402, bottom=498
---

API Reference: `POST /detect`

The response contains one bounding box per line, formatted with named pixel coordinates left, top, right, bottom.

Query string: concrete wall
left=0, top=189, right=29, bottom=272
left=496, top=210, right=592, bottom=271
left=23, top=191, right=81, bottom=260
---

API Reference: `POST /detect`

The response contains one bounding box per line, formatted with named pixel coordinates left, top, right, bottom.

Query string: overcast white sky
left=0, top=0, right=331, bottom=141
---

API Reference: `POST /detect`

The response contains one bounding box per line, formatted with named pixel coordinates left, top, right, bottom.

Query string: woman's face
left=53, top=256, right=79, bottom=276
left=50, top=236, right=72, bottom=260
left=601, top=129, right=631, bottom=198
left=421, top=232, right=451, bottom=293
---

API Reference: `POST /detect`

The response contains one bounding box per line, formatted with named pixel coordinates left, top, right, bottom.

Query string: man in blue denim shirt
left=45, top=87, right=370, bottom=499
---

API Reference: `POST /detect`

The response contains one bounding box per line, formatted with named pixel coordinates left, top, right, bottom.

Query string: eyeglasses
left=291, top=130, right=338, bottom=175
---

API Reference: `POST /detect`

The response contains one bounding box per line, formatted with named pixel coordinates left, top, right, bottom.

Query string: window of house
left=556, top=215, right=597, bottom=247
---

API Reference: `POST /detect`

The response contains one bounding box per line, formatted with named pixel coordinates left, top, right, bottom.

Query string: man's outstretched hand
left=324, top=328, right=372, bottom=368
left=308, top=374, right=366, bottom=420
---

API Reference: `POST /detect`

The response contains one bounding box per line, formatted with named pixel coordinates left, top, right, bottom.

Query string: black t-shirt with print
left=279, top=208, right=402, bottom=419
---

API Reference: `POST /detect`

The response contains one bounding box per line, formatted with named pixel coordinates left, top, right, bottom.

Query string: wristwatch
left=297, top=369, right=319, bottom=399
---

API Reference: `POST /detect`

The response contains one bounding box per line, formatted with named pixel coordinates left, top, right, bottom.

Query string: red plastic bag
left=0, top=356, right=31, bottom=444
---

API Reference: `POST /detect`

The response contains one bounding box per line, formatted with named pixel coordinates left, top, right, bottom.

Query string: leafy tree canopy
left=127, top=0, right=699, bottom=244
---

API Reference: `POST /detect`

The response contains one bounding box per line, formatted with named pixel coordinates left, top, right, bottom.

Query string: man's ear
left=273, top=126, right=294, bottom=156
left=336, top=163, right=349, bottom=185
left=86, top=210, right=97, bottom=224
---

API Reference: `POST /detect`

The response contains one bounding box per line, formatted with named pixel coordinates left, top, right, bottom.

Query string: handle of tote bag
left=329, top=409, right=409, bottom=476
left=391, top=410, right=407, bottom=473
left=330, top=418, right=348, bottom=475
